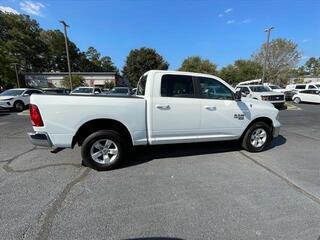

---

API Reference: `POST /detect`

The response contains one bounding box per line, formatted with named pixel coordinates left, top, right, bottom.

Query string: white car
left=109, top=87, right=131, bottom=96
left=28, top=70, right=280, bottom=170
left=0, top=88, right=43, bottom=112
left=292, top=89, right=320, bottom=104
left=263, top=83, right=294, bottom=100
left=236, top=84, right=285, bottom=108
left=70, top=87, right=102, bottom=95
left=286, top=83, right=320, bottom=92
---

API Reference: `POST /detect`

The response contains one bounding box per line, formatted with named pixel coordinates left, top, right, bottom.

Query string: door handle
left=204, top=106, right=216, bottom=111
left=156, top=104, right=170, bottom=110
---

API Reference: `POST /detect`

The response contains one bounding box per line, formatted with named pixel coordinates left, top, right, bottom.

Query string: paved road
left=0, top=104, right=320, bottom=240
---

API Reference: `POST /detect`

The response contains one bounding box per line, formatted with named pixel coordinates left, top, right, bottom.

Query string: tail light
left=29, top=104, right=44, bottom=127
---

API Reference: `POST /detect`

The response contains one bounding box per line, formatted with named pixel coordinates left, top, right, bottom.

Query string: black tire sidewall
left=294, top=97, right=301, bottom=104
left=14, top=101, right=25, bottom=112
left=243, top=122, right=272, bottom=152
left=81, top=130, right=125, bottom=171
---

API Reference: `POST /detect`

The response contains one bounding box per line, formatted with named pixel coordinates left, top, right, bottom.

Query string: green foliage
left=218, top=60, right=262, bottom=86
left=123, top=47, right=169, bottom=86
left=304, top=57, right=320, bottom=76
left=62, top=75, right=87, bottom=88
left=252, top=38, right=301, bottom=84
left=0, top=11, right=117, bottom=88
left=178, top=56, right=217, bottom=75
left=104, top=81, right=115, bottom=89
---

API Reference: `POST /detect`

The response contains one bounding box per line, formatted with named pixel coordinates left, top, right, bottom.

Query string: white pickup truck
left=28, top=70, right=280, bottom=170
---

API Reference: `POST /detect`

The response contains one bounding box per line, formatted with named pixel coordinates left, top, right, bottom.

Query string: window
left=72, top=88, right=93, bottom=94
left=239, top=86, right=250, bottom=95
left=295, top=85, right=306, bottom=89
left=269, top=85, right=281, bottom=89
left=137, top=75, right=147, bottom=96
left=308, top=85, right=316, bottom=89
left=25, top=90, right=42, bottom=95
left=161, top=74, right=194, bottom=98
left=249, top=86, right=270, bottom=92
left=94, top=88, right=101, bottom=93
left=199, top=77, right=233, bottom=100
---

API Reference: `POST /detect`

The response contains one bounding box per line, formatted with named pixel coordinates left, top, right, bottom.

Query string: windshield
left=269, top=85, right=281, bottom=89
left=72, top=88, right=93, bottom=94
left=0, top=89, right=24, bottom=96
left=112, top=88, right=129, bottom=94
left=249, top=86, right=271, bottom=92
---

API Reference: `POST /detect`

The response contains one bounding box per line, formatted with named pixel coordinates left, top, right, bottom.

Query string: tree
left=219, top=60, right=263, bottom=86
left=178, top=56, right=217, bottom=75
left=123, top=47, right=169, bottom=86
left=304, top=57, right=320, bottom=76
left=252, top=38, right=301, bottom=84
left=62, top=75, right=87, bottom=88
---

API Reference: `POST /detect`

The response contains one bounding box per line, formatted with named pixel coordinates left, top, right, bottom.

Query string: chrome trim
left=28, top=132, right=53, bottom=147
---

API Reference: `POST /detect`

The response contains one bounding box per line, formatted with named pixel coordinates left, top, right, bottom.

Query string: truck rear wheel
left=81, top=130, right=125, bottom=170
left=242, top=122, right=272, bottom=152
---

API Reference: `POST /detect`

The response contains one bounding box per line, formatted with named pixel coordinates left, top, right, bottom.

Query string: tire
left=81, top=130, right=126, bottom=171
left=293, top=97, right=301, bottom=104
left=13, top=101, right=25, bottom=112
left=242, top=122, right=272, bottom=152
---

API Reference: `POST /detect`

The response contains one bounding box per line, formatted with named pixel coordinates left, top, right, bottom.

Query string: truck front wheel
left=81, top=130, right=125, bottom=170
left=242, top=122, right=272, bottom=152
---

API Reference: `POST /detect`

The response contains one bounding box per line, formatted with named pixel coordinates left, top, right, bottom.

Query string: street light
left=11, top=63, right=20, bottom=88
left=261, top=27, right=274, bottom=84
left=59, top=20, right=73, bottom=89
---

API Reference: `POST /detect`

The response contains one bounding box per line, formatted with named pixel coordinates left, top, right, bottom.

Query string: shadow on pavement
left=119, top=135, right=287, bottom=170
left=120, top=140, right=241, bottom=169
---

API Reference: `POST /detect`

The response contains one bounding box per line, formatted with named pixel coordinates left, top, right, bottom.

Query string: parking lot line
left=240, top=151, right=320, bottom=206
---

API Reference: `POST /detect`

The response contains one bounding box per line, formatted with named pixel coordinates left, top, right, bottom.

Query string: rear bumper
left=28, top=132, right=52, bottom=147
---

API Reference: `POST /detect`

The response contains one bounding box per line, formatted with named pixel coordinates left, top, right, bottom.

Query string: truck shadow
left=119, top=135, right=286, bottom=169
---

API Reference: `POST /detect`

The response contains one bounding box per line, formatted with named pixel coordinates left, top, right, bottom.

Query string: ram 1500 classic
left=28, top=70, right=281, bottom=170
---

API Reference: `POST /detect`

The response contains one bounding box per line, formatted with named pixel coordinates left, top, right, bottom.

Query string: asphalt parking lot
left=0, top=103, right=320, bottom=240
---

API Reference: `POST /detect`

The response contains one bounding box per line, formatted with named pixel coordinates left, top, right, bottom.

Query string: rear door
left=150, top=73, right=201, bottom=144
left=197, top=77, right=251, bottom=140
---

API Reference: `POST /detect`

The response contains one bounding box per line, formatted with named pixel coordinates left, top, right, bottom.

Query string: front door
left=197, top=77, right=251, bottom=140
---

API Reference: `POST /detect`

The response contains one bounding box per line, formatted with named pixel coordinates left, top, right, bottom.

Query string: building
left=288, top=76, right=320, bottom=84
left=24, top=72, right=127, bottom=88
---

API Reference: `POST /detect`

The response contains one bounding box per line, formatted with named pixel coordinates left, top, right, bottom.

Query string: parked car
left=109, top=87, right=131, bottom=96
left=292, top=89, right=320, bottom=104
left=0, top=88, right=43, bottom=112
left=263, top=83, right=294, bottom=100
left=42, top=88, right=71, bottom=95
left=286, top=83, right=320, bottom=93
left=70, top=87, right=102, bottom=95
left=28, top=70, right=280, bottom=170
left=235, top=84, right=285, bottom=108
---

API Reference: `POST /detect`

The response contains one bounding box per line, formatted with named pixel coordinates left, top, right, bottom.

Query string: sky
left=1, top=0, right=320, bottom=71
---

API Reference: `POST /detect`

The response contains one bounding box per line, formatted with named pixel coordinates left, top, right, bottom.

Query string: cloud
left=0, top=6, right=19, bottom=14
left=226, top=20, right=235, bottom=24
left=302, top=39, right=309, bottom=43
left=218, top=13, right=223, bottom=17
left=225, top=8, right=233, bottom=13
left=241, top=19, right=251, bottom=24
left=19, top=0, right=45, bottom=16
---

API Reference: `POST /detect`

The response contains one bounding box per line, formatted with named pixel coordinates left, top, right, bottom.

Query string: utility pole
left=60, top=20, right=73, bottom=89
left=261, top=27, right=274, bottom=84
left=12, top=63, right=20, bottom=88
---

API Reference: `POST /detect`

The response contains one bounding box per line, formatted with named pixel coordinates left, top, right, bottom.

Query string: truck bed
left=31, top=94, right=147, bottom=147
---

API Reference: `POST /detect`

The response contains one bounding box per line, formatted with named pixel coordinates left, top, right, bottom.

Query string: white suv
left=263, top=83, right=294, bottom=100
left=236, top=84, right=285, bottom=108
left=0, top=88, right=43, bottom=112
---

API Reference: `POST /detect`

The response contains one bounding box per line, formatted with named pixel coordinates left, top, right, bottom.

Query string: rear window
left=161, top=74, right=194, bottom=98
left=295, top=85, right=306, bottom=89
left=72, top=88, right=93, bottom=94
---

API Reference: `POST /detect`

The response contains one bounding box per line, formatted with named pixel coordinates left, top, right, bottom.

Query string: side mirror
left=235, top=89, right=242, bottom=101
left=94, top=91, right=99, bottom=94
left=241, top=92, right=247, bottom=97
left=23, top=93, right=29, bottom=97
